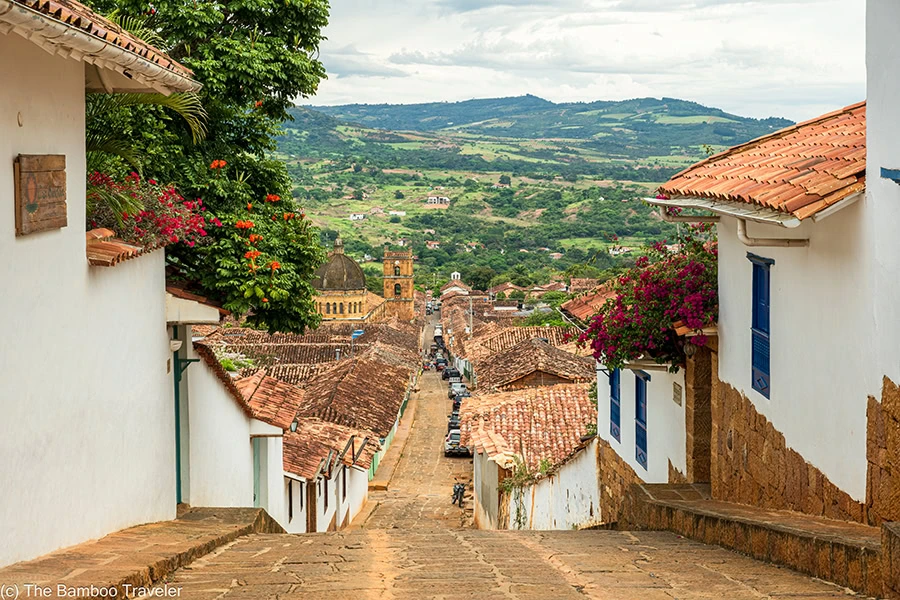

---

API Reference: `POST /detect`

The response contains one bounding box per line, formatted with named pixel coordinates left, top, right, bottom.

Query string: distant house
left=370, top=207, right=385, bottom=215
left=489, top=282, right=524, bottom=296
left=426, top=196, right=451, bottom=205
left=388, top=210, right=407, bottom=217
left=569, top=278, right=600, bottom=294
left=476, top=338, right=594, bottom=392
left=608, top=246, right=632, bottom=256
left=426, top=240, right=441, bottom=250
left=549, top=252, right=565, bottom=260
left=424, top=229, right=436, bottom=235
left=396, top=238, right=410, bottom=247
left=349, top=213, right=366, bottom=221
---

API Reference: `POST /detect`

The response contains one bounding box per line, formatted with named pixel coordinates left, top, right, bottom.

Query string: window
left=394, top=283, right=402, bottom=297
left=288, top=481, right=293, bottom=522
left=394, top=265, right=401, bottom=276
left=324, top=478, right=329, bottom=510
left=325, top=303, right=330, bottom=315
left=340, top=303, right=344, bottom=314
left=635, top=371, right=650, bottom=470
left=609, top=368, right=621, bottom=442
left=342, top=467, right=347, bottom=500
left=299, top=482, right=304, bottom=509
left=749, top=254, right=773, bottom=398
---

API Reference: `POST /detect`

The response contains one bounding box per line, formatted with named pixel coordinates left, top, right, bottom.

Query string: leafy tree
left=509, top=290, right=526, bottom=300
left=499, top=174, right=512, bottom=185
left=389, top=215, right=402, bottom=223
left=462, top=266, right=496, bottom=292
left=394, top=190, right=405, bottom=199
left=86, top=0, right=330, bottom=333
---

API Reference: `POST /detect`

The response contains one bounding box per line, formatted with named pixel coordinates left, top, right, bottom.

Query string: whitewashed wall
left=283, top=478, right=308, bottom=534
left=716, top=212, right=871, bottom=500
left=185, top=351, right=254, bottom=508
left=260, top=436, right=286, bottom=527
left=867, top=3, right=900, bottom=426
left=503, top=440, right=601, bottom=530
left=597, top=367, right=686, bottom=483
left=341, top=467, right=369, bottom=528
left=0, top=34, right=175, bottom=567
left=315, top=473, right=338, bottom=532
left=473, top=451, right=501, bottom=529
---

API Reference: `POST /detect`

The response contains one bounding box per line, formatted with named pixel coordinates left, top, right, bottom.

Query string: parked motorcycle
left=452, top=481, right=466, bottom=508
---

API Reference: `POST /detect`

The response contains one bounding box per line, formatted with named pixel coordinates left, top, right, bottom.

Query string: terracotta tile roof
left=365, top=291, right=386, bottom=314
left=2, top=0, right=198, bottom=93
left=461, top=384, right=596, bottom=472
left=235, top=370, right=302, bottom=431
left=166, top=281, right=229, bottom=316
left=85, top=228, right=159, bottom=267
left=489, top=282, right=524, bottom=295
left=569, top=278, right=600, bottom=294
left=283, top=418, right=381, bottom=480
left=441, top=280, right=472, bottom=293
left=659, top=102, right=866, bottom=221
left=192, top=342, right=254, bottom=419
left=297, top=357, right=412, bottom=438
left=478, top=326, right=573, bottom=354
left=561, top=283, right=616, bottom=322
left=262, top=363, right=334, bottom=387
left=476, top=338, right=594, bottom=391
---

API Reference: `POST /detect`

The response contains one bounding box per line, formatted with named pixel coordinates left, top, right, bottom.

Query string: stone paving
left=150, top=320, right=865, bottom=599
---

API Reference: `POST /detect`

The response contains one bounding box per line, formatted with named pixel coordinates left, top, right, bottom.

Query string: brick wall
left=710, top=372, right=866, bottom=523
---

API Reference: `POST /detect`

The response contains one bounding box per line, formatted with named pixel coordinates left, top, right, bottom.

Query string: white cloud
left=313, top=0, right=865, bottom=121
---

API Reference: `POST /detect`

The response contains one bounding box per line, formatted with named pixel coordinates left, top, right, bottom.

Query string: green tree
left=499, top=174, right=511, bottom=185
left=87, top=0, right=330, bottom=333
left=394, top=190, right=405, bottom=199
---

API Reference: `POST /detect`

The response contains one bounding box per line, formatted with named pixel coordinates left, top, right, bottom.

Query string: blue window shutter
left=609, top=368, right=621, bottom=441
left=634, top=372, right=648, bottom=469
left=748, top=255, right=772, bottom=398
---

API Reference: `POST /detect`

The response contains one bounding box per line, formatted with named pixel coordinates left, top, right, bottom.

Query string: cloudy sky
left=311, top=0, right=864, bottom=121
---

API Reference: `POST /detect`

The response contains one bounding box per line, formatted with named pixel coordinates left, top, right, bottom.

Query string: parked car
left=449, top=382, right=468, bottom=398
left=444, top=429, right=469, bottom=456
left=435, top=359, right=448, bottom=372
left=442, top=367, right=461, bottom=381
left=448, top=415, right=461, bottom=431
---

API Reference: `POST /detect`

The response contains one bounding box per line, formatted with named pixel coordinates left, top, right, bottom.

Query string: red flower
left=249, top=234, right=263, bottom=244
left=265, top=194, right=280, bottom=203
left=247, top=202, right=253, bottom=212
left=210, top=159, right=227, bottom=170
left=261, top=297, right=269, bottom=303
left=269, top=261, right=281, bottom=271
left=245, top=250, right=261, bottom=260
left=255, top=100, right=264, bottom=108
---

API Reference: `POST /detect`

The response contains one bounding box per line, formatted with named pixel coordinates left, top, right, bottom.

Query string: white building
left=642, top=94, right=890, bottom=523
left=388, top=210, right=407, bottom=217
left=0, top=0, right=202, bottom=567
left=426, top=196, right=450, bottom=204
left=350, top=213, right=366, bottom=221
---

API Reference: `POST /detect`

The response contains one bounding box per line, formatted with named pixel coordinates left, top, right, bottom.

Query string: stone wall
left=866, top=377, right=900, bottom=525
left=685, top=344, right=713, bottom=482
left=597, top=437, right=643, bottom=524
left=668, top=461, right=688, bottom=484
left=711, top=373, right=866, bottom=523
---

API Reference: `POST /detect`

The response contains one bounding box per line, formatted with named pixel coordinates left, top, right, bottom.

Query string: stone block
left=814, top=539, right=832, bottom=582
left=831, top=542, right=848, bottom=587
left=749, top=526, right=769, bottom=559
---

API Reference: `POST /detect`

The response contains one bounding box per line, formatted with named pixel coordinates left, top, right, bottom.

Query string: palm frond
left=86, top=183, right=145, bottom=226
left=103, top=92, right=209, bottom=143
left=107, top=10, right=167, bottom=50
left=86, top=135, right=143, bottom=172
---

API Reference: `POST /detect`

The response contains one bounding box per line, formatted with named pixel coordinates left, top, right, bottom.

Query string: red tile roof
left=561, top=284, right=616, bottom=322
left=659, top=102, right=866, bottom=221
left=461, top=384, right=596, bottom=472
left=283, top=418, right=381, bottom=480
left=478, top=326, right=573, bottom=355
left=4, top=0, right=198, bottom=92
left=85, top=228, right=159, bottom=267
left=476, top=338, right=594, bottom=391
left=235, top=370, right=302, bottom=431
left=569, top=278, right=600, bottom=294
left=297, top=357, right=412, bottom=438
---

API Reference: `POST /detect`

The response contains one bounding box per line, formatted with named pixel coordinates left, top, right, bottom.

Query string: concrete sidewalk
left=0, top=507, right=282, bottom=598
left=368, top=381, right=420, bottom=492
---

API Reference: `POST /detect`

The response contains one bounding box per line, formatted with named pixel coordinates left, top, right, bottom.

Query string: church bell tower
left=383, top=246, right=415, bottom=321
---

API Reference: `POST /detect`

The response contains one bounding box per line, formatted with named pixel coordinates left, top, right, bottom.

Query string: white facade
left=597, top=367, right=686, bottom=483
left=350, top=213, right=366, bottom=221
left=867, top=3, right=900, bottom=413
left=0, top=34, right=175, bottom=567
left=283, top=478, right=309, bottom=534
left=716, top=211, right=871, bottom=500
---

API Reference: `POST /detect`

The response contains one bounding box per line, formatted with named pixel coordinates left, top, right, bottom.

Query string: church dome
left=312, top=238, right=367, bottom=291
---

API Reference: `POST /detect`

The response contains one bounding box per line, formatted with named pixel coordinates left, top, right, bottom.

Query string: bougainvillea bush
left=87, top=171, right=213, bottom=248
left=579, top=224, right=718, bottom=371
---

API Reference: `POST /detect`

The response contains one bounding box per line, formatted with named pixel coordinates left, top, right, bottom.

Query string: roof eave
left=0, top=0, right=200, bottom=95
left=644, top=196, right=803, bottom=229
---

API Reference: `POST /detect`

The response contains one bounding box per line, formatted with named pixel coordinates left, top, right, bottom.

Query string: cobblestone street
left=151, top=322, right=862, bottom=599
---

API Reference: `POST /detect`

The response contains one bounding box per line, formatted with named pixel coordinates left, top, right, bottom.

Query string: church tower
left=383, top=246, right=415, bottom=321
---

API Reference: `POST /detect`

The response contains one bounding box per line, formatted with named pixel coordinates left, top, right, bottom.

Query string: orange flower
left=255, top=100, right=264, bottom=108
left=249, top=234, right=263, bottom=244
left=261, top=297, right=269, bottom=303
left=210, top=159, right=227, bottom=170
left=283, top=212, right=294, bottom=221
left=247, top=202, right=253, bottom=212
left=265, top=194, right=281, bottom=203
left=269, top=261, right=281, bottom=271
left=235, top=220, right=255, bottom=230
left=244, top=250, right=261, bottom=260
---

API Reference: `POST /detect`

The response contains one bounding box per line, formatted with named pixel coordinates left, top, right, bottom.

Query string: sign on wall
left=673, top=382, right=683, bottom=406
left=14, top=155, right=67, bottom=236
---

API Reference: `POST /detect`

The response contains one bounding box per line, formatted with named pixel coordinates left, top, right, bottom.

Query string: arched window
left=394, top=283, right=402, bottom=297
left=332, top=302, right=337, bottom=315
left=394, top=265, right=401, bottom=276
left=340, top=303, right=344, bottom=314
left=326, top=303, right=331, bottom=314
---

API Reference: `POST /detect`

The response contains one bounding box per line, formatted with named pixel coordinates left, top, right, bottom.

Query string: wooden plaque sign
left=14, top=154, right=67, bottom=236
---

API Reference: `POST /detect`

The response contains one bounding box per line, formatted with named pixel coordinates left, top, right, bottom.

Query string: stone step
left=0, top=507, right=284, bottom=598
left=622, top=483, right=885, bottom=598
